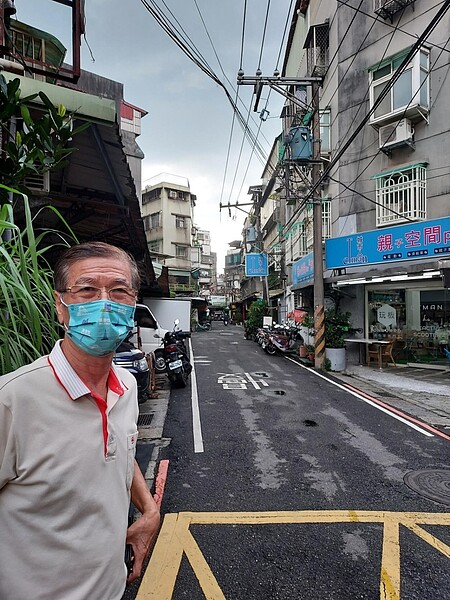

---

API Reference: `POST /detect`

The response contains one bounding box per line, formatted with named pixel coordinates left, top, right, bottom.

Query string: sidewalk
left=331, top=363, right=450, bottom=430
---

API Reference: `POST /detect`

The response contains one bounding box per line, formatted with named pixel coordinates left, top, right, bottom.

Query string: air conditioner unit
left=379, top=119, right=414, bottom=150
left=23, top=170, right=50, bottom=194
left=168, top=190, right=177, bottom=199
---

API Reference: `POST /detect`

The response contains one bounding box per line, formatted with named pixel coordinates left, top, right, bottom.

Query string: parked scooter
left=162, top=319, right=192, bottom=388
left=113, top=332, right=150, bottom=403
left=264, top=326, right=303, bottom=356
left=256, top=326, right=271, bottom=349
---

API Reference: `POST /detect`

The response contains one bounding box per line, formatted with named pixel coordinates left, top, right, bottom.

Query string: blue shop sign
left=245, top=253, right=269, bottom=277
left=293, top=252, right=314, bottom=285
left=325, top=217, right=450, bottom=270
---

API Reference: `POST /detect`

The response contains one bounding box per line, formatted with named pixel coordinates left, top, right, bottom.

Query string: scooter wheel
left=265, top=344, right=276, bottom=355
left=173, top=371, right=187, bottom=388
left=154, top=352, right=166, bottom=373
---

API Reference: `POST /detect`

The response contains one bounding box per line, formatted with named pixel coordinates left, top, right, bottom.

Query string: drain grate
left=404, top=469, right=450, bottom=507
left=274, top=390, right=285, bottom=395
left=303, top=419, right=317, bottom=427
left=254, top=372, right=269, bottom=378
left=137, top=413, right=153, bottom=427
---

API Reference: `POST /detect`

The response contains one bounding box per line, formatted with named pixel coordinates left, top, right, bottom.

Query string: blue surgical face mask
left=61, top=298, right=136, bottom=356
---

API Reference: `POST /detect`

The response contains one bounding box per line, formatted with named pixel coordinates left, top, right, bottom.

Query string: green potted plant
left=324, top=309, right=351, bottom=371
left=305, top=344, right=315, bottom=362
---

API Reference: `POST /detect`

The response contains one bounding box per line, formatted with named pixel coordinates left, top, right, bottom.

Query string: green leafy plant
left=324, top=308, right=352, bottom=349
left=0, top=187, right=75, bottom=374
left=0, top=74, right=90, bottom=201
left=244, top=299, right=267, bottom=339
left=323, top=357, right=332, bottom=371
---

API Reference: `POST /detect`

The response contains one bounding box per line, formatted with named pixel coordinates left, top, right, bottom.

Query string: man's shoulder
left=0, top=356, right=50, bottom=391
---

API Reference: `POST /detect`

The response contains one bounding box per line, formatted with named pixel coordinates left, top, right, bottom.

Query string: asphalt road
left=136, top=323, right=450, bottom=600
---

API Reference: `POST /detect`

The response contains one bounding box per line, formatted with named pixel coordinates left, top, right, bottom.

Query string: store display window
left=368, top=287, right=450, bottom=364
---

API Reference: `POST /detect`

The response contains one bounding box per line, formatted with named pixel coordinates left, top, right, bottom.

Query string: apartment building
left=253, top=0, right=450, bottom=362
left=141, top=174, right=197, bottom=293
left=191, top=228, right=216, bottom=297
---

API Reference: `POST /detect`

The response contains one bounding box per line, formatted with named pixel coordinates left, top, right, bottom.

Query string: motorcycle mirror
left=154, top=334, right=160, bottom=338
left=174, top=318, right=180, bottom=326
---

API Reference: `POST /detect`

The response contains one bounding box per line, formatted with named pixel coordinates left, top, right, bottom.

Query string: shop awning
left=2, top=72, right=116, bottom=125
left=269, top=288, right=285, bottom=298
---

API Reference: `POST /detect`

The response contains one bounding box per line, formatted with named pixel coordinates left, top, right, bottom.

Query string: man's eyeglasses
left=61, top=285, right=137, bottom=303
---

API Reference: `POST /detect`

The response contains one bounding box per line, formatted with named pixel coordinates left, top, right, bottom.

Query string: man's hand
left=126, top=508, right=160, bottom=583
left=127, top=459, right=161, bottom=583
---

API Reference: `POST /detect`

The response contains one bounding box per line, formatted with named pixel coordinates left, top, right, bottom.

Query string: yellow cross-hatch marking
left=136, top=510, right=450, bottom=600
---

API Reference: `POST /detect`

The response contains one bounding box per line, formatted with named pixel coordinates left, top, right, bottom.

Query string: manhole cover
left=403, top=469, right=450, bottom=506
left=303, top=419, right=317, bottom=427
left=274, top=390, right=285, bottom=395
left=137, top=414, right=153, bottom=427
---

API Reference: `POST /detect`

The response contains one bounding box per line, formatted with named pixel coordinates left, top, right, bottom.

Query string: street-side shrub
left=0, top=187, right=75, bottom=374
left=244, top=299, right=267, bottom=339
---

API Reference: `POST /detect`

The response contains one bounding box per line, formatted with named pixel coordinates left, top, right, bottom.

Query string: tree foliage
left=0, top=74, right=89, bottom=202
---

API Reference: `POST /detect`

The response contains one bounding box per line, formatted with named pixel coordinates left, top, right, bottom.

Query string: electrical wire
left=303, top=0, right=450, bottom=206
left=336, top=0, right=450, bottom=55
left=334, top=30, right=450, bottom=227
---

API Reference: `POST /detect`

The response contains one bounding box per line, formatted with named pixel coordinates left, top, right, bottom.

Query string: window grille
left=305, top=23, right=329, bottom=78
left=374, top=0, right=415, bottom=20
left=374, top=163, right=427, bottom=226
left=176, top=216, right=186, bottom=228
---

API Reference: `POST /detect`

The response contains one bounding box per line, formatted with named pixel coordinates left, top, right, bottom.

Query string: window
left=176, top=245, right=188, bottom=258
left=369, top=48, right=429, bottom=124
left=320, top=110, right=331, bottom=154
left=374, top=163, right=427, bottom=226
left=148, top=240, right=161, bottom=253
left=176, top=216, right=186, bottom=228
left=304, top=23, right=329, bottom=77
left=150, top=212, right=160, bottom=228
left=142, top=188, right=161, bottom=204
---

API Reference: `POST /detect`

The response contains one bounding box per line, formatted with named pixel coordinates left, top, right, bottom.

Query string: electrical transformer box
left=288, top=126, right=313, bottom=161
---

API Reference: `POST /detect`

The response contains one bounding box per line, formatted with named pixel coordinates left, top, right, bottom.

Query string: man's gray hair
left=53, top=241, right=140, bottom=291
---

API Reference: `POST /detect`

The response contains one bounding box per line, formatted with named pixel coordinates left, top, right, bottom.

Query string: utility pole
left=237, top=73, right=326, bottom=366
left=311, top=82, right=325, bottom=369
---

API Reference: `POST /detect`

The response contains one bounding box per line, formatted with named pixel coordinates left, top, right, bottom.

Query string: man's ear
left=54, top=291, right=65, bottom=325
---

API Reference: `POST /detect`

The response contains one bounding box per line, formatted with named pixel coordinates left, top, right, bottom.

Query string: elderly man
left=0, top=241, right=160, bottom=599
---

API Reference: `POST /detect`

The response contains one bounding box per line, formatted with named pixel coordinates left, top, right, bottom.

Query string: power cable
left=303, top=0, right=450, bottom=205
left=336, top=0, right=450, bottom=55
left=334, top=30, right=450, bottom=227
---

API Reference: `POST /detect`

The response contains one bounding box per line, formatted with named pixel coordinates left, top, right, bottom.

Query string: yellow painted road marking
left=380, top=515, right=400, bottom=600
left=136, top=511, right=450, bottom=600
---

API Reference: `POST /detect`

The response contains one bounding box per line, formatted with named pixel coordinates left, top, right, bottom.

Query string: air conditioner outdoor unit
left=23, top=170, right=50, bottom=194
left=168, top=190, right=177, bottom=199
left=379, top=119, right=414, bottom=150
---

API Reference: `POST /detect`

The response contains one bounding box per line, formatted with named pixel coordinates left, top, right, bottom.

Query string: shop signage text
left=293, top=252, right=314, bottom=285
left=245, top=253, right=269, bottom=277
left=325, top=217, right=450, bottom=269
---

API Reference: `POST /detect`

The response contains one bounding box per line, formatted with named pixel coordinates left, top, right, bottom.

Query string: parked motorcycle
left=264, top=326, right=303, bottom=356
left=256, top=326, right=271, bottom=349
left=113, top=333, right=150, bottom=403
left=163, top=319, right=192, bottom=388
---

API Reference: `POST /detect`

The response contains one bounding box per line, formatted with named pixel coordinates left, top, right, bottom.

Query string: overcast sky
left=15, top=0, right=294, bottom=270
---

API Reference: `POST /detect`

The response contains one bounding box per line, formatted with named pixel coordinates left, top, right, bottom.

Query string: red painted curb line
left=153, top=459, right=169, bottom=508
left=343, top=382, right=450, bottom=442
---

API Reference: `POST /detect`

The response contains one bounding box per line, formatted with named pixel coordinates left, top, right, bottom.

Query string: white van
left=130, top=304, right=168, bottom=372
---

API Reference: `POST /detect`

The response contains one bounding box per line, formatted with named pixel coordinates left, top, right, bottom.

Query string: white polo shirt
left=0, top=341, right=139, bottom=600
